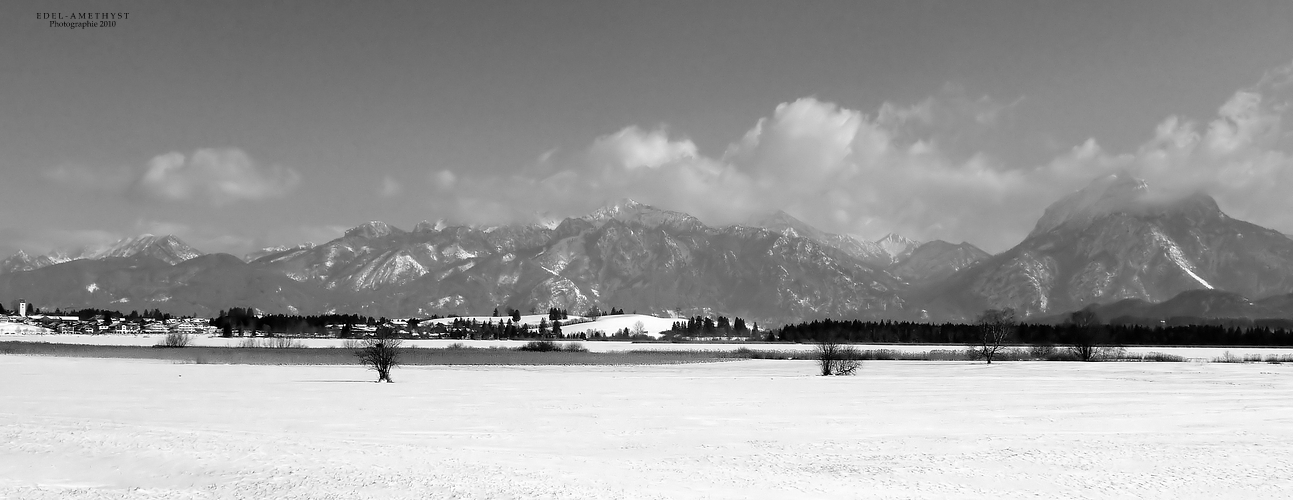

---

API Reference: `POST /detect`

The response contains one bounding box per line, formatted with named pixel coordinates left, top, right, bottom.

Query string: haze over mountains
left=4, top=175, right=1293, bottom=324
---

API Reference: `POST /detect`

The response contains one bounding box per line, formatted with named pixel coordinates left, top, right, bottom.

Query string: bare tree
left=971, top=308, right=1016, bottom=364
left=815, top=336, right=861, bottom=376
left=355, top=327, right=402, bottom=382
left=155, top=331, right=192, bottom=348
left=631, top=320, right=647, bottom=337
left=1065, top=309, right=1107, bottom=361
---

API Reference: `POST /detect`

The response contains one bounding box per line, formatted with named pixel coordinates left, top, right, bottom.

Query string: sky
left=2, top=0, right=1292, bottom=257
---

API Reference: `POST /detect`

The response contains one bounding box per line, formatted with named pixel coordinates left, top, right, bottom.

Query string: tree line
left=210, top=307, right=395, bottom=337
left=669, top=315, right=756, bottom=337
left=775, top=315, right=1293, bottom=347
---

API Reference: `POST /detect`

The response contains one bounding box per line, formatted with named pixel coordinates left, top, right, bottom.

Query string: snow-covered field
left=7, top=333, right=1293, bottom=360
left=1, top=356, right=1290, bottom=499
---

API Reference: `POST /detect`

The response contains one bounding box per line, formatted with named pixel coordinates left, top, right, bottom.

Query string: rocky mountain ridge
left=5, top=177, right=1293, bottom=323
left=924, top=174, right=1293, bottom=319
left=2, top=235, right=202, bottom=274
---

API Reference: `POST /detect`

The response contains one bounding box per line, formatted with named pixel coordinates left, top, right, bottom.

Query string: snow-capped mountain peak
left=876, top=233, right=920, bottom=259
left=412, top=219, right=451, bottom=233
left=244, top=242, right=315, bottom=262
left=1031, top=173, right=1151, bottom=237
left=88, top=234, right=202, bottom=264
left=582, top=198, right=702, bottom=231
left=586, top=198, right=646, bottom=220
left=0, top=250, right=54, bottom=274
left=345, top=221, right=399, bottom=239
left=747, top=210, right=813, bottom=234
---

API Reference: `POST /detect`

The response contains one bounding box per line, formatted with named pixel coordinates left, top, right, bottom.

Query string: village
left=0, top=299, right=768, bottom=342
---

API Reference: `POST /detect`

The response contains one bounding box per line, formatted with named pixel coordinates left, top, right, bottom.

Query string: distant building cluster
left=0, top=299, right=218, bottom=336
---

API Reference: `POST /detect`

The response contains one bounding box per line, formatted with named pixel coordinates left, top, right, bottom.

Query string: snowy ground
left=1, top=356, right=1290, bottom=499
left=7, top=334, right=1293, bottom=361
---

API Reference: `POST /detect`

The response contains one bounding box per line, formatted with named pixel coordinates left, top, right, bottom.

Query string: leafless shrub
left=1213, top=351, right=1242, bottom=363
left=239, top=337, right=304, bottom=348
left=519, top=340, right=560, bottom=352
left=1131, top=352, right=1186, bottom=362
left=518, top=340, right=588, bottom=352
left=1029, top=343, right=1056, bottom=359
left=154, top=331, right=192, bottom=348
left=1208, top=351, right=1291, bottom=364
left=1095, top=345, right=1127, bottom=361
left=815, top=338, right=861, bottom=376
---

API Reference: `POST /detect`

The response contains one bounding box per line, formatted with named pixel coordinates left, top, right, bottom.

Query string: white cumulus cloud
left=135, top=148, right=301, bottom=206
left=422, top=61, right=1293, bottom=253
left=378, top=175, right=403, bottom=198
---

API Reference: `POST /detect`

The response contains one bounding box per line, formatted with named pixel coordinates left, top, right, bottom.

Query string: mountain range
left=4, top=175, right=1293, bottom=324
left=1, top=234, right=201, bottom=274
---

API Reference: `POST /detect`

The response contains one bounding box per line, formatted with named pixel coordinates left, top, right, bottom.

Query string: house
left=0, top=321, right=53, bottom=335
left=110, top=323, right=142, bottom=335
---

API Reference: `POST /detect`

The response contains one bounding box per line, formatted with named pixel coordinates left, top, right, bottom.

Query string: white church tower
left=18, top=299, right=28, bottom=318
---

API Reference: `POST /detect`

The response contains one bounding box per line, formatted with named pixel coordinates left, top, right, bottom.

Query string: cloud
left=421, top=96, right=1051, bottom=249
left=422, top=61, right=1293, bottom=253
left=587, top=126, right=698, bottom=170
left=431, top=169, right=457, bottom=191
left=378, top=175, right=403, bottom=198
left=295, top=224, right=349, bottom=244
left=135, top=148, right=301, bottom=206
left=132, top=219, right=192, bottom=237
left=1119, top=64, right=1293, bottom=231
left=0, top=227, right=123, bottom=255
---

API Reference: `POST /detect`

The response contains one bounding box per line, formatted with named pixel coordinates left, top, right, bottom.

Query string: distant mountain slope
left=0, top=253, right=330, bottom=316
left=244, top=243, right=314, bottom=263
left=926, top=174, right=1293, bottom=320
left=250, top=219, right=557, bottom=291
left=93, top=235, right=203, bottom=264
left=1092, top=289, right=1286, bottom=321
left=743, top=210, right=892, bottom=267
left=0, top=251, right=56, bottom=274
left=357, top=202, right=907, bottom=322
left=889, top=240, right=990, bottom=284
left=0, top=234, right=202, bottom=274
